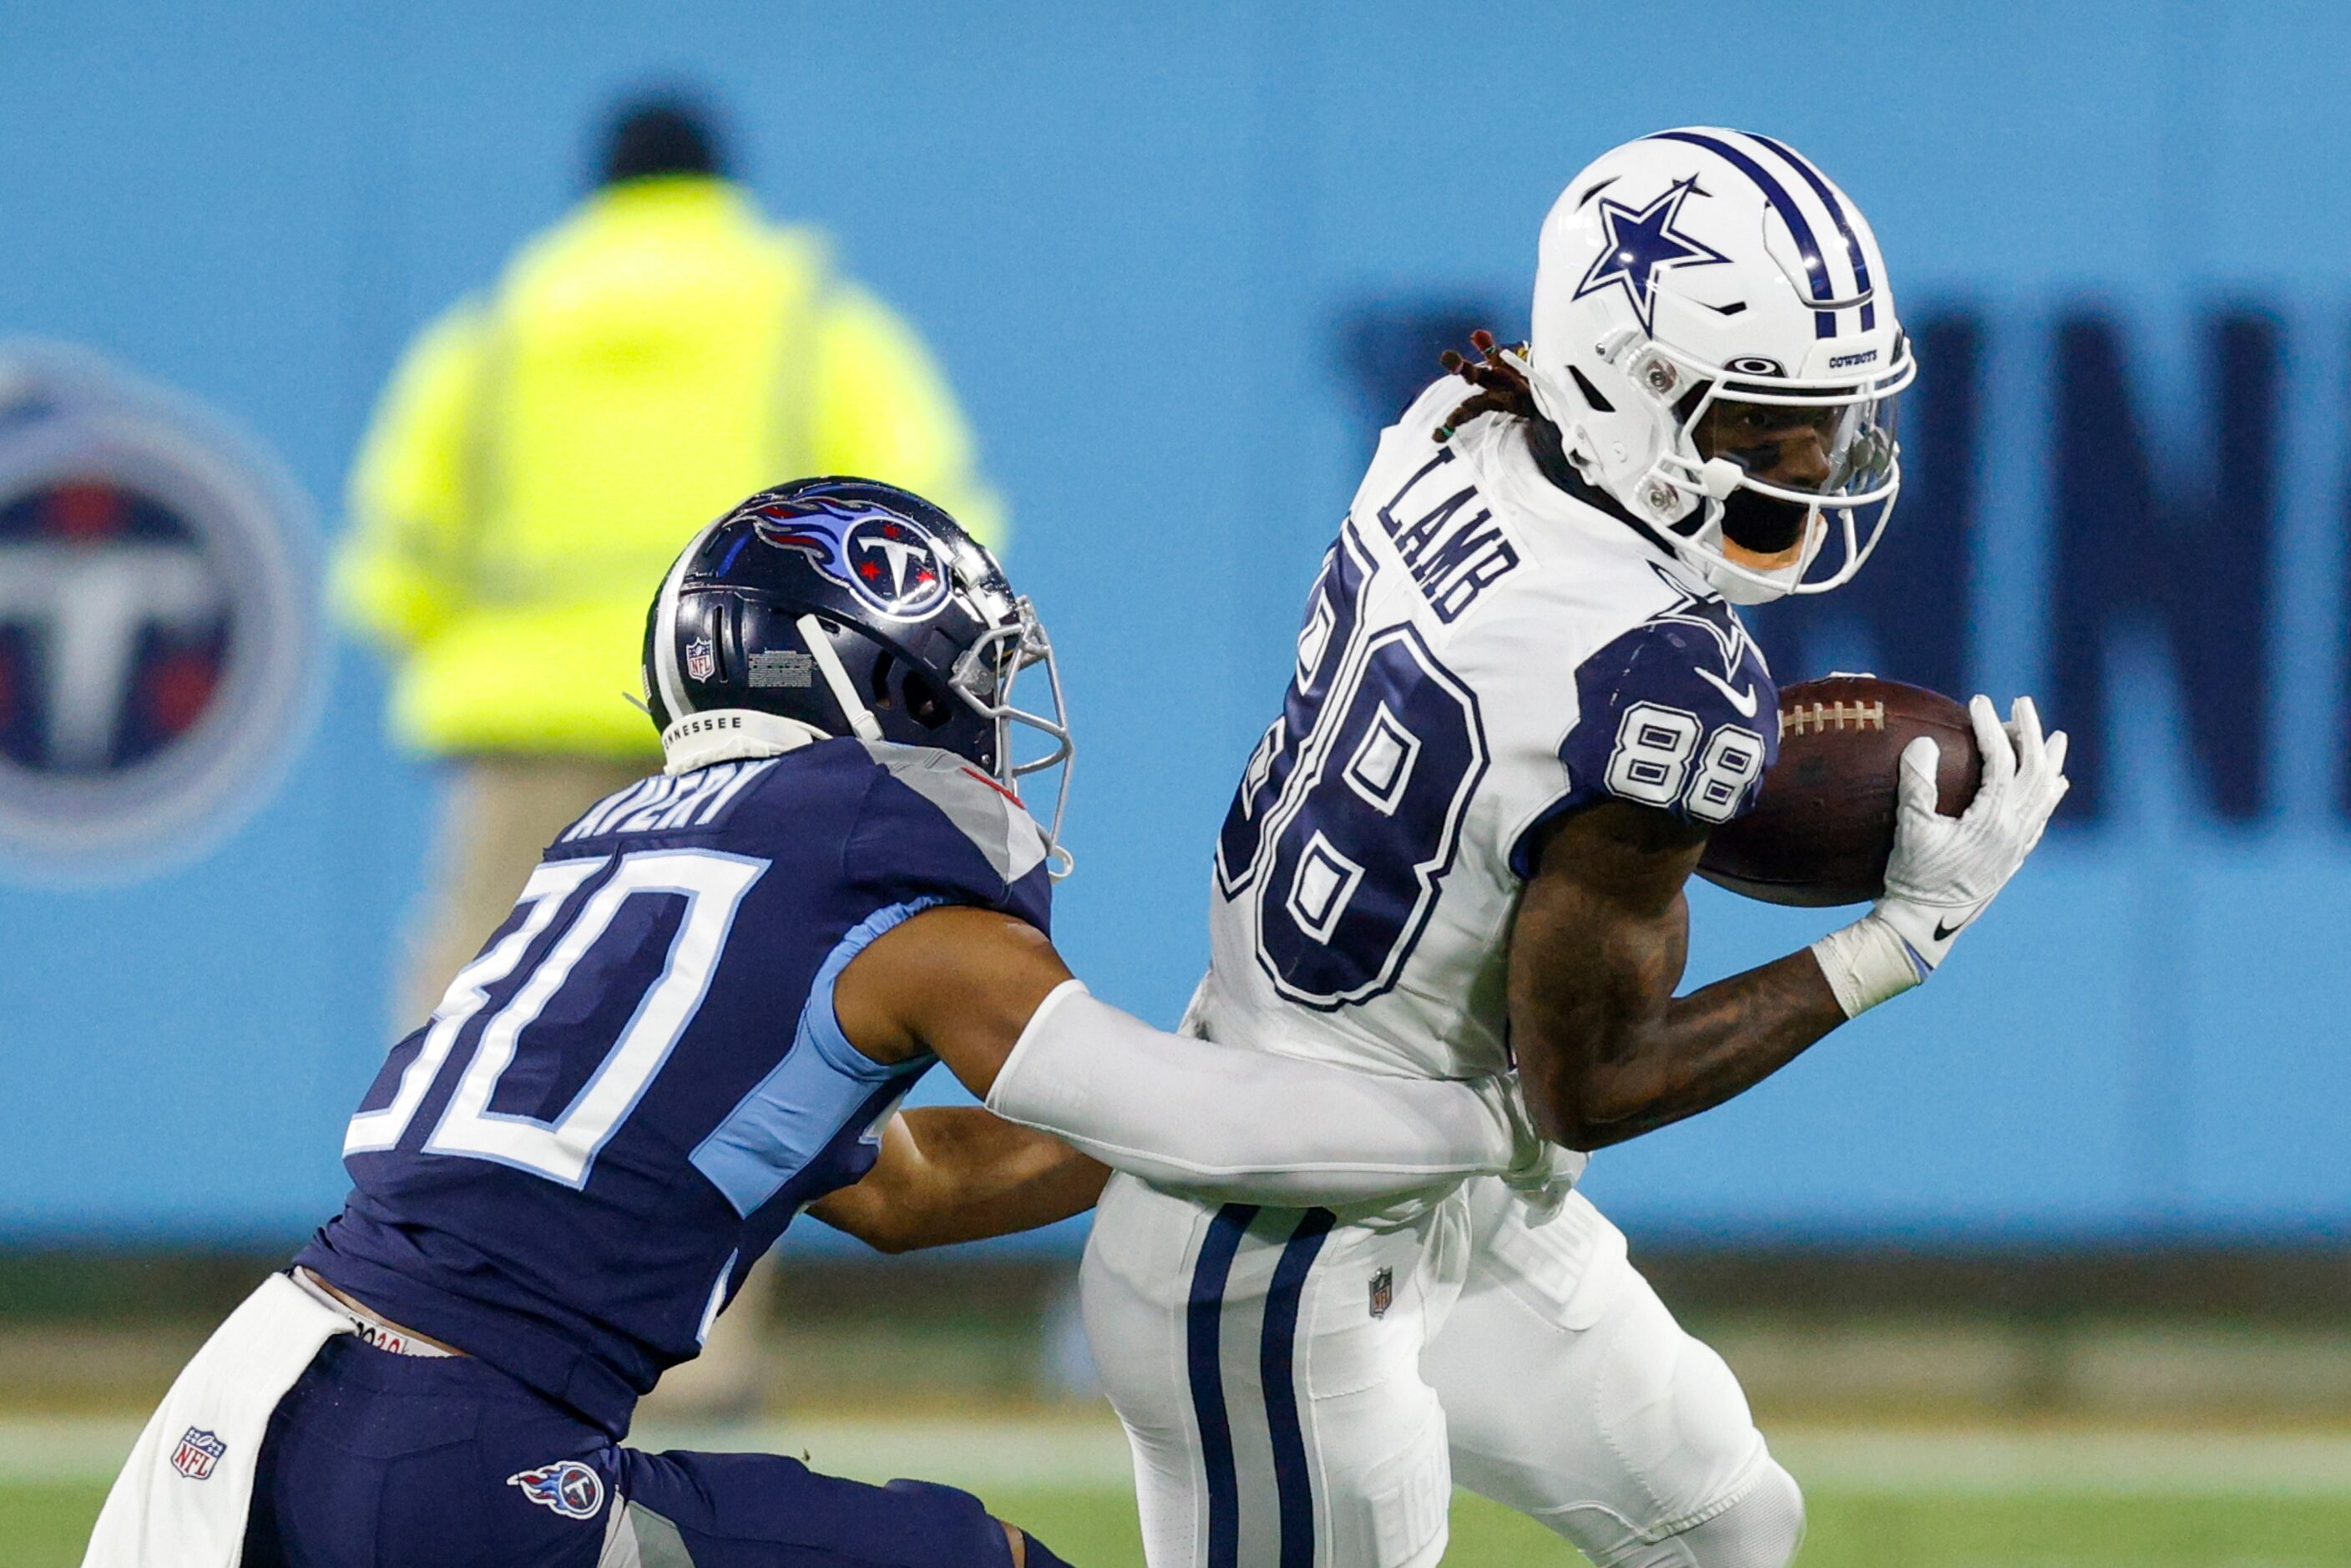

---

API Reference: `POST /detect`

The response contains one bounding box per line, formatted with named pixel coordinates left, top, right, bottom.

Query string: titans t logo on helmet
left=752, top=494, right=952, bottom=620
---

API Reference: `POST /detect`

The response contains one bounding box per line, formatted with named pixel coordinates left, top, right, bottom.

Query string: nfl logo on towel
left=171, top=1428, right=227, bottom=1481
left=1368, top=1267, right=1394, bottom=1319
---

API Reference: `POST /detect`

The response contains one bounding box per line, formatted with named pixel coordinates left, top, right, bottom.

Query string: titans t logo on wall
left=753, top=493, right=952, bottom=620
left=1572, top=176, right=1732, bottom=334
left=0, top=344, right=317, bottom=880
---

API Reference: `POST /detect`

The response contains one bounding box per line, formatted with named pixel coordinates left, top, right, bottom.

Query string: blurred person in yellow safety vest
left=337, top=94, right=1004, bottom=1028
left=335, top=96, right=1004, bottom=1420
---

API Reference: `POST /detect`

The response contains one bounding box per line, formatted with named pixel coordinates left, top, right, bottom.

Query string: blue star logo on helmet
left=751, top=494, right=953, bottom=620
left=1572, top=177, right=1732, bottom=336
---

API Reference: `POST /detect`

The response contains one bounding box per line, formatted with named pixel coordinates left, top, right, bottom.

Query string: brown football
left=1696, top=675, right=1982, bottom=907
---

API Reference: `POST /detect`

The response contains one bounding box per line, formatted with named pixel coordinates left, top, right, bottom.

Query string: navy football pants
left=242, top=1337, right=1024, bottom=1567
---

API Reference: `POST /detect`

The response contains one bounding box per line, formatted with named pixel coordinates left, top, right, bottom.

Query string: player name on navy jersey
left=296, top=739, right=1052, bottom=1436
left=559, top=756, right=776, bottom=839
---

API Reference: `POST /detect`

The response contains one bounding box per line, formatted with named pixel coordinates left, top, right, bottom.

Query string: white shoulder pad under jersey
left=1202, top=377, right=1777, bottom=1079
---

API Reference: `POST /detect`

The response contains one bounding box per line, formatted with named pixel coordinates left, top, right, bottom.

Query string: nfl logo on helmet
left=685, top=636, right=716, bottom=682
left=170, top=1427, right=226, bottom=1481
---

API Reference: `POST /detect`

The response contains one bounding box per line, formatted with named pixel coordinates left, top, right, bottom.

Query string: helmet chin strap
left=1706, top=558, right=1797, bottom=606
left=1701, top=511, right=1826, bottom=604
left=796, top=613, right=885, bottom=742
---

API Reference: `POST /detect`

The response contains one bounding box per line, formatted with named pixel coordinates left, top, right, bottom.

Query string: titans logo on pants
left=508, top=1459, right=605, bottom=1520
left=753, top=495, right=952, bottom=620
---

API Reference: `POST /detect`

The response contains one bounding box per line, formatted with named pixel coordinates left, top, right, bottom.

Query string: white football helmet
left=1521, top=128, right=1913, bottom=603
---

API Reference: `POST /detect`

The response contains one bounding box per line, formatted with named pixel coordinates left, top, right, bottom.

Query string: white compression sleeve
left=985, top=980, right=1523, bottom=1205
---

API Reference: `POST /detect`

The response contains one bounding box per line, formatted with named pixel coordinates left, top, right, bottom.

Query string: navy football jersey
left=297, top=739, right=1052, bottom=1435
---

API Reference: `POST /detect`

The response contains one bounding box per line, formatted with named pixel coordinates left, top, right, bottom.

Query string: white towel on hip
left=82, top=1272, right=352, bottom=1568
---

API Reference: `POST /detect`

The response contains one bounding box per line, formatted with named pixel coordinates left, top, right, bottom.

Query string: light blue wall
left=2, top=1, right=2344, bottom=1245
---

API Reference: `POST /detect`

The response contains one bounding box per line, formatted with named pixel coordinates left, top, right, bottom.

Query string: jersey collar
left=1474, top=416, right=1714, bottom=599
left=660, top=709, right=832, bottom=775
left=1520, top=418, right=1692, bottom=564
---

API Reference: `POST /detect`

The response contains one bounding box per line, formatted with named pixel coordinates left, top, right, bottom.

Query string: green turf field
left=20, top=1415, right=2351, bottom=1565
left=983, top=1488, right=2351, bottom=1565
left=19, top=1479, right=2351, bottom=1565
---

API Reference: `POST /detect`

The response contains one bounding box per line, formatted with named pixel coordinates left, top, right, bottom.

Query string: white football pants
left=1081, top=1173, right=1801, bottom=1568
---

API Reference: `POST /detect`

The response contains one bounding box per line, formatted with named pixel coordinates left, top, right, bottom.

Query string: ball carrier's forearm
left=1509, top=831, right=1847, bottom=1150
left=1512, top=910, right=1846, bottom=1151
left=1511, top=701, right=2070, bottom=1153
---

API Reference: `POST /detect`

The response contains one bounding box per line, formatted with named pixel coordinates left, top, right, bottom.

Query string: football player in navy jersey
left=86, top=479, right=1556, bottom=1568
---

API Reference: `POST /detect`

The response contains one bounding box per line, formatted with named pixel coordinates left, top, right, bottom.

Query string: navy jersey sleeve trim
left=1508, top=601, right=1777, bottom=880
left=688, top=898, right=942, bottom=1218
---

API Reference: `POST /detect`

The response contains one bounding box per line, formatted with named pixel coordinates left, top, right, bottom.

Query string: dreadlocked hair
left=1434, top=330, right=1545, bottom=442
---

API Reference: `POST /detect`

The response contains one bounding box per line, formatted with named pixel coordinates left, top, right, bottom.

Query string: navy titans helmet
left=643, top=477, right=1073, bottom=865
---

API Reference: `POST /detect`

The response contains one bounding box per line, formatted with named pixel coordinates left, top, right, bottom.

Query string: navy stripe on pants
left=1186, top=1204, right=1256, bottom=1568
left=1262, top=1209, right=1336, bottom=1568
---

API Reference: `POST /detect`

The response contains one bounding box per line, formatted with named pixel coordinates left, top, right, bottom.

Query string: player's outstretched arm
left=1512, top=696, right=2067, bottom=1151
left=808, top=1107, right=1110, bottom=1254
left=834, top=906, right=1539, bottom=1205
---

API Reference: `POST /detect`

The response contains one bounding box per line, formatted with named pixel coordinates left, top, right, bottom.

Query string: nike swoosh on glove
left=1809, top=695, right=2070, bottom=1018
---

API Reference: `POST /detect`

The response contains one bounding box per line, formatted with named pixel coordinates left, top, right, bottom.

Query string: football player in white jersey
left=1080, top=129, right=2070, bottom=1568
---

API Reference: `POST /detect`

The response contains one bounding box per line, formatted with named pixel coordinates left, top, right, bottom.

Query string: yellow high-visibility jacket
left=336, top=175, right=1004, bottom=759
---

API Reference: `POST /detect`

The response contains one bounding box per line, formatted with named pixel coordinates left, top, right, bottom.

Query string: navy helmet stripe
left=1741, top=131, right=1878, bottom=332
left=1186, top=1204, right=1257, bottom=1568
left=1261, top=1208, right=1335, bottom=1568
left=1647, top=129, right=1838, bottom=340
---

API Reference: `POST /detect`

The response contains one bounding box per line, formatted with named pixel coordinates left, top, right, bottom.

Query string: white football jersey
left=1200, top=376, right=1779, bottom=1080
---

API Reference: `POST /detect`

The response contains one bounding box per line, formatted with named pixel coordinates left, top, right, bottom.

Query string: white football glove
left=1810, top=695, right=2070, bottom=1018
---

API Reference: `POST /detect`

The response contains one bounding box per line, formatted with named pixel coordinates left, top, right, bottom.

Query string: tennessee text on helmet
left=641, top=477, right=1074, bottom=873
left=1523, top=127, right=1913, bottom=604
